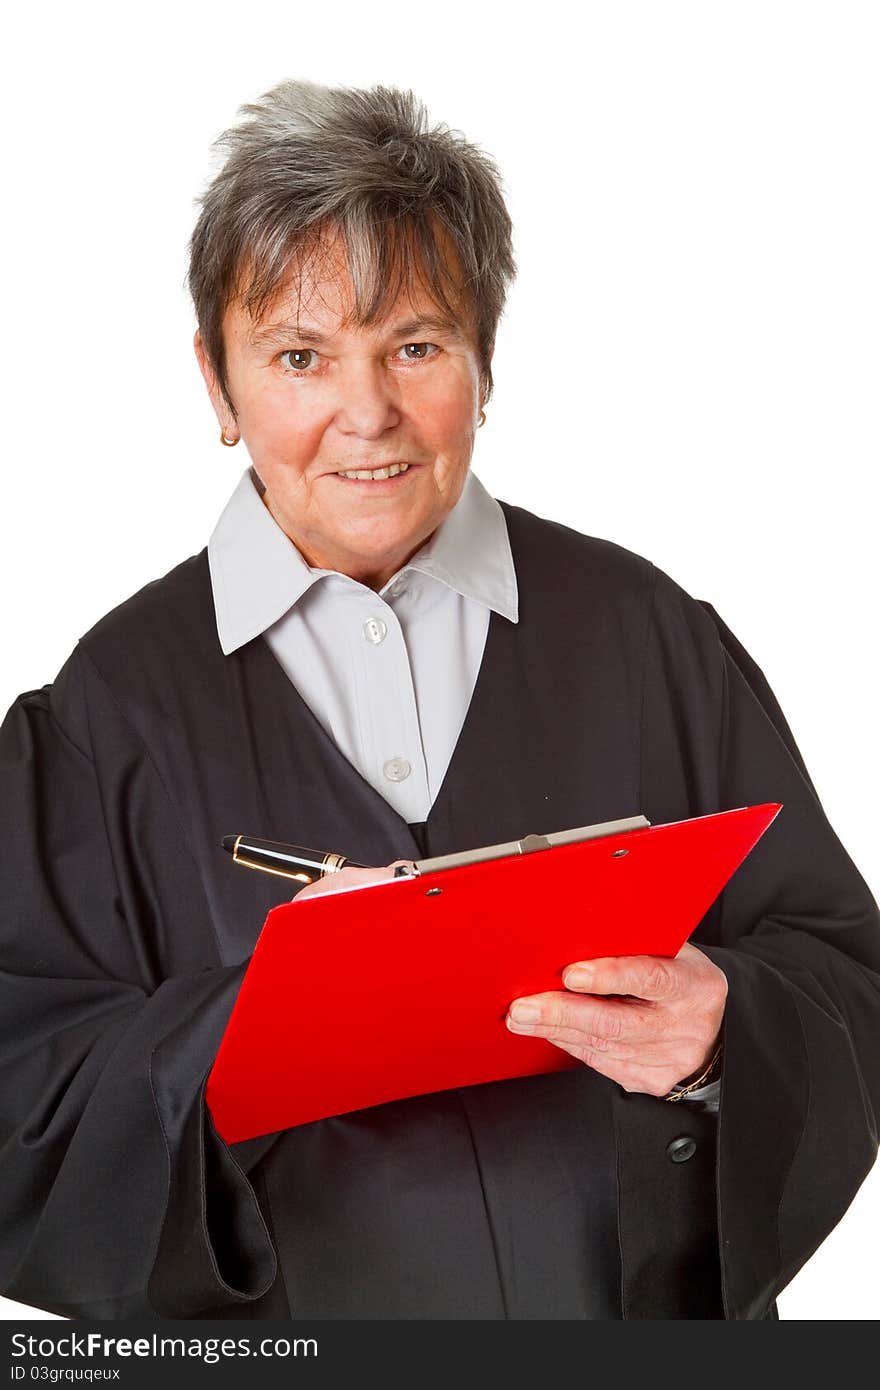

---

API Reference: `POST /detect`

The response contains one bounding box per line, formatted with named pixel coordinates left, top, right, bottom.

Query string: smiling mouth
left=334, top=462, right=414, bottom=481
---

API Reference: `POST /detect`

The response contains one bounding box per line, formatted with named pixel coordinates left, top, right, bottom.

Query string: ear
left=194, top=331, right=237, bottom=435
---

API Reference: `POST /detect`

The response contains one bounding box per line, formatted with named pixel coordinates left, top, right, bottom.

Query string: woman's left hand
left=506, top=942, right=728, bottom=1097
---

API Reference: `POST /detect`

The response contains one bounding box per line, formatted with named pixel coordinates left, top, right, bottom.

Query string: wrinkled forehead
left=230, top=219, right=475, bottom=342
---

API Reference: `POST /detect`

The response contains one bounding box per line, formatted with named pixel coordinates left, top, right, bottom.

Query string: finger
left=506, top=1015, right=640, bottom=1060
left=561, top=954, right=680, bottom=1002
left=507, top=1002, right=716, bottom=1070
left=506, top=991, right=654, bottom=1044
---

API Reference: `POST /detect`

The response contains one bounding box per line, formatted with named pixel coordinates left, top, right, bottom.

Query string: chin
left=346, top=538, right=414, bottom=569
left=341, top=527, right=424, bottom=573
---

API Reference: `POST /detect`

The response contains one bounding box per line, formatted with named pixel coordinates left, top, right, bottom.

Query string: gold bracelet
left=663, top=1041, right=723, bottom=1103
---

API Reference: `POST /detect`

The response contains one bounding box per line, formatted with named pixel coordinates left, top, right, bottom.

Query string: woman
left=0, top=79, right=877, bottom=1320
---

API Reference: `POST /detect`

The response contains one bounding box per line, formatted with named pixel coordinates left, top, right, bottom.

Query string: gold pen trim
left=232, top=837, right=313, bottom=883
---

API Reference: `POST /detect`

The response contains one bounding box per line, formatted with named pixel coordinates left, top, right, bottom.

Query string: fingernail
left=506, top=1015, right=534, bottom=1034
left=564, top=969, right=593, bottom=990
left=509, top=1003, right=540, bottom=1027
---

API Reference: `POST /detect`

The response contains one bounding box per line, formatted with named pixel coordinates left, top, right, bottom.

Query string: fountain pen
left=221, top=834, right=368, bottom=885
left=222, top=815, right=652, bottom=885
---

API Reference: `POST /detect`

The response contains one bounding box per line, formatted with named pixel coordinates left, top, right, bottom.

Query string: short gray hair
left=189, top=79, right=516, bottom=415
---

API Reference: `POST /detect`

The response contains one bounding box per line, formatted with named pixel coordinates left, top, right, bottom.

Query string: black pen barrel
left=221, top=834, right=366, bottom=883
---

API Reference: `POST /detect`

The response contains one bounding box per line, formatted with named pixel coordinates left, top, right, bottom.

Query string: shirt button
left=363, top=617, right=387, bottom=645
left=666, top=1136, right=697, bottom=1164
left=383, top=757, right=412, bottom=783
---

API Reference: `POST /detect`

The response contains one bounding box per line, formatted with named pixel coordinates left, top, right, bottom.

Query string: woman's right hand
left=291, top=860, right=416, bottom=902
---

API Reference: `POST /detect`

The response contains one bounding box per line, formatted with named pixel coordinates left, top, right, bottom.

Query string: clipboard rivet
left=612, top=849, right=629, bottom=857
left=425, top=887, right=443, bottom=897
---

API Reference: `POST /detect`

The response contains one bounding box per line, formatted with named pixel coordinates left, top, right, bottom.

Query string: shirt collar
left=208, top=466, right=519, bottom=655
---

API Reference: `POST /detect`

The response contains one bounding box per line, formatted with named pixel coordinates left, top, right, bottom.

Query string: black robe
left=1, top=500, right=878, bottom=1320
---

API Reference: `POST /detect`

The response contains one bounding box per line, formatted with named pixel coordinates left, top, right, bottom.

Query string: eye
left=280, top=349, right=319, bottom=373
left=396, top=343, right=438, bottom=362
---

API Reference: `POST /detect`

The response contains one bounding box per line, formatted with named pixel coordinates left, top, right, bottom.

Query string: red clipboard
left=206, top=802, right=780, bottom=1142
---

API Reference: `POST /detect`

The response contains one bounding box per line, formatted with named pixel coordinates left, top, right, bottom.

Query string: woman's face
left=196, top=237, right=486, bottom=591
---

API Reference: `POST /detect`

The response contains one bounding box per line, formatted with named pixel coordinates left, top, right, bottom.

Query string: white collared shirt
left=208, top=467, right=519, bottom=822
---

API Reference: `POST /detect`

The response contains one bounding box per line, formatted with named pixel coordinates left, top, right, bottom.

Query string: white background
left=1, top=0, right=877, bottom=1321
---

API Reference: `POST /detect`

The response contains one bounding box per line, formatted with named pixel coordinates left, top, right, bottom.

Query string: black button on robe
left=1, top=501, right=878, bottom=1319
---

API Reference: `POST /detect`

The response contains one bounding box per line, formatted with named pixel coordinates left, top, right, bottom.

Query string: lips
left=336, top=462, right=411, bottom=481
left=331, top=462, right=423, bottom=483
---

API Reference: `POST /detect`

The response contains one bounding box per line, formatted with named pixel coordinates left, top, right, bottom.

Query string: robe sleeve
left=0, top=645, right=276, bottom=1318
left=639, top=566, right=880, bottom=1319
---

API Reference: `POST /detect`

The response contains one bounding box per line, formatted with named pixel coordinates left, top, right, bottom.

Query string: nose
left=333, top=361, right=401, bottom=439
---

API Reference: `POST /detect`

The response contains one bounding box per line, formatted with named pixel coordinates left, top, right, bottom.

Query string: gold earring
left=220, top=428, right=239, bottom=447
left=478, top=409, right=486, bottom=428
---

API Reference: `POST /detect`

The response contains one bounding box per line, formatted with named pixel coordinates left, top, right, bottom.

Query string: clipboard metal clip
left=402, top=815, right=653, bottom=878
left=517, top=833, right=551, bottom=854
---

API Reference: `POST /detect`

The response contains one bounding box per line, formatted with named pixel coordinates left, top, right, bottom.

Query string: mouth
left=331, top=462, right=421, bottom=485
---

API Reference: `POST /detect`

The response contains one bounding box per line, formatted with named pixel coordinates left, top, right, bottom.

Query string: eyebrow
left=247, top=315, right=465, bottom=351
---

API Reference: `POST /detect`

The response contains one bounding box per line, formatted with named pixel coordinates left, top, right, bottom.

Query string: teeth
left=337, top=463, right=410, bottom=480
